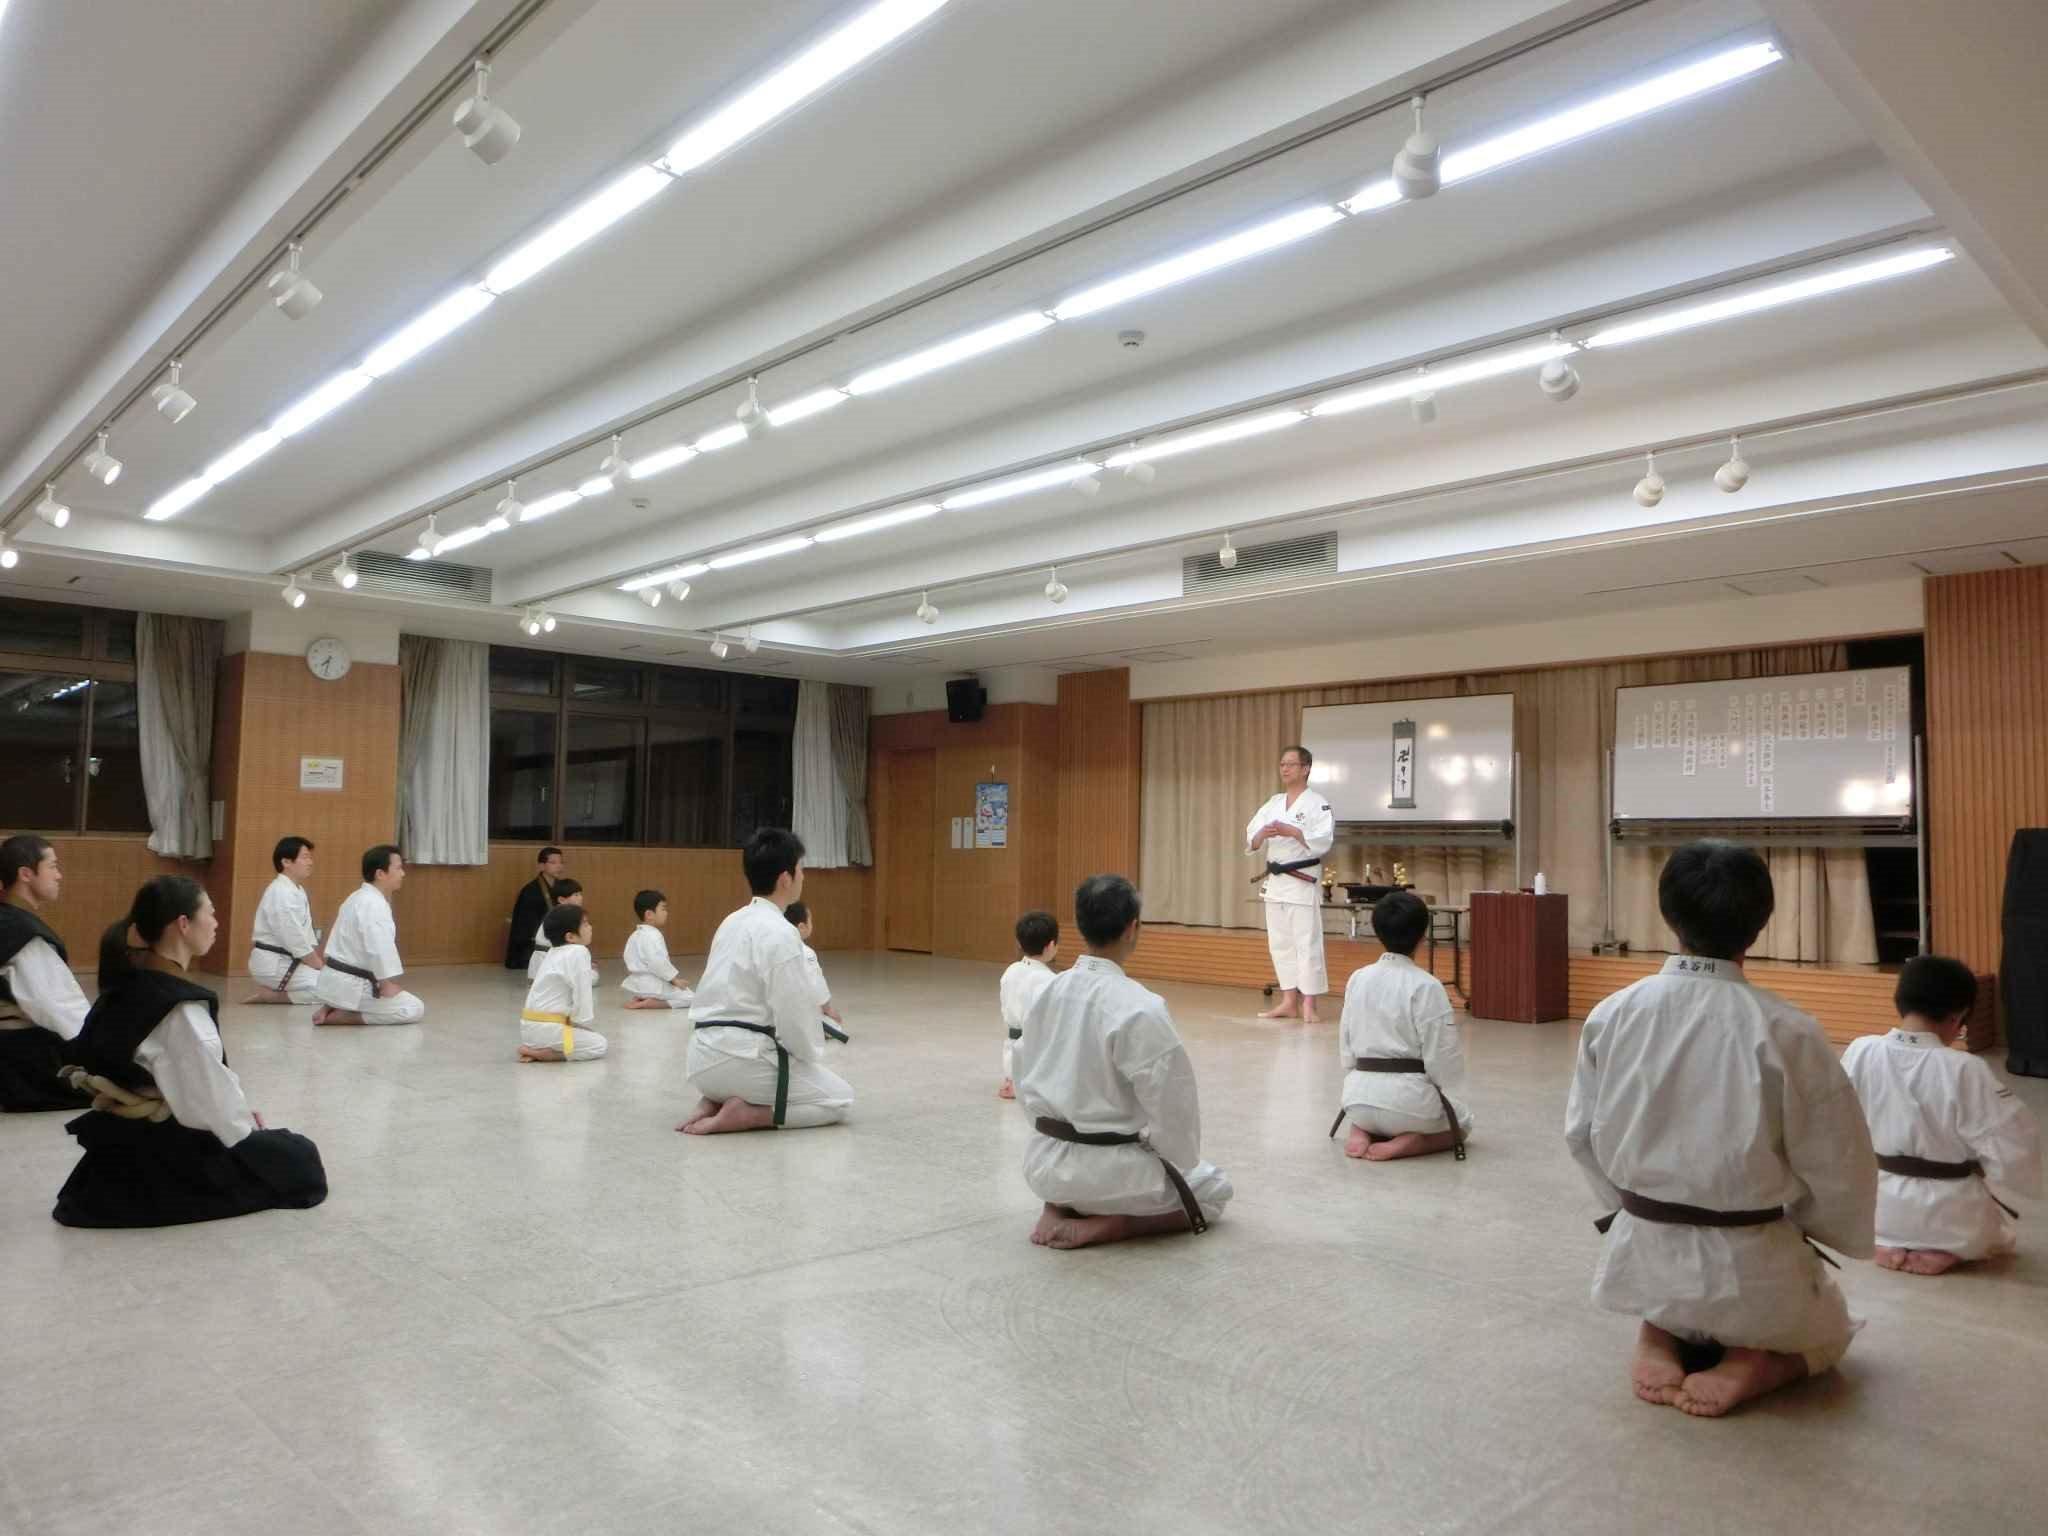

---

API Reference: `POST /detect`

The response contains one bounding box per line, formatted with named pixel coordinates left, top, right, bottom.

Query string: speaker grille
left=1184, top=532, right=1336, bottom=594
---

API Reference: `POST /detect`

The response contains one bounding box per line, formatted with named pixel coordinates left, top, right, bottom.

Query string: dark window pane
left=731, top=728, right=792, bottom=844
left=0, top=601, right=87, bottom=658
left=646, top=719, right=725, bottom=847
left=100, top=614, right=137, bottom=663
left=565, top=715, right=640, bottom=843
left=490, top=646, right=557, bottom=697
left=652, top=666, right=728, bottom=712
left=490, top=709, right=557, bottom=840
left=0, top=672, right=86, bottom=829
left=84, top=681, right=149, bottom=833
left=734, top=675, right=798, bottom=718
left=570, top=659, right=642, bottom=704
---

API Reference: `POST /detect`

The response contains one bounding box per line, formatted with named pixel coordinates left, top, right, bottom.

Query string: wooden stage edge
left=1123, top=923, right=1901, bottom=1049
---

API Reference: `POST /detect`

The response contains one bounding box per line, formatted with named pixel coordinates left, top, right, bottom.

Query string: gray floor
left=3, top=952, right=2044, bottom=1536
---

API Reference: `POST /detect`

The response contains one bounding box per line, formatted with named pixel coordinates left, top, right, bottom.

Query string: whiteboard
left=1301, top=695, right=1514, bottom=823
left=1612, top=667, right=1912, bottom=821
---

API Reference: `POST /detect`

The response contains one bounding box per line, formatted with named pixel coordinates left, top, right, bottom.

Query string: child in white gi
left=785, top=901, right=847, bottom=1042
left=622, top=890, right=693, bottom=1009
left=518, top=904, right=604, bottom=1062
left=997, top=910, right=1058, bottom=1100
left=1842, top=955, right=2041, bottom=1275
left=1335, top=890, right=1471, bottom=1160
left=526, top=879, right=583, bottom=981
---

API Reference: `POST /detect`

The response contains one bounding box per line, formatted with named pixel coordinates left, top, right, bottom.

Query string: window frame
left=0, top=601, right=144, bottom=837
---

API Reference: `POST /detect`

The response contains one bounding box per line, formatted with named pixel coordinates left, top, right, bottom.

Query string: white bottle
left=1533, top=872, right=1548, bottom=895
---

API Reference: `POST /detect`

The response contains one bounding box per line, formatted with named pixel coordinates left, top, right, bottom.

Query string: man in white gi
left=1016, top=874, right=1231, bottom=1248
left=1334, top=890, right=1471, bottom=1161
left=997, top=910, right=1059, bottom=1099
left=622, top=889, right=693, bottom=1009
left=678, top=829, right=852, bottom=1134
left=311, top=845, right=426, bottom=1026
left=0, top=834, right=92, bottom=1111
left=1567, top=841, right=1876, bottom=1418
left=245, top=835, right=325, bottom=1006
left=1245, top=743, right=1333, bottom=1023
left=1842, top=955, right=2041, bottom=1275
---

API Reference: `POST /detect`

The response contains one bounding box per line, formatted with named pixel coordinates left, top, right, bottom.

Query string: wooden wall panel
left=877, top=749, right=936, bottom=952
left=1926, top=565, right=2048, bottom=974
left=34, top=837, right=192, bottom=970
left=1056, top=669, right=1140, bottom=924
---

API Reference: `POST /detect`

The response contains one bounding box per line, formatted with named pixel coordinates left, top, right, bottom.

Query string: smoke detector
left=1118, top=329, right=1146, bottom=350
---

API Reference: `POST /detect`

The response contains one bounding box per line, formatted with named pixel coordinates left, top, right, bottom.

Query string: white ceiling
left=5, top=0, right=2048, bottom=692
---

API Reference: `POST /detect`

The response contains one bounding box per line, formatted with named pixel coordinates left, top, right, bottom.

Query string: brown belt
left=1594, top=1189, right=1840, bottom=1268
left=1327, top=1057, right=1466, bottom=1160
left=1033, top=1116, right=1208, bottom=1235
left=1878, top=1153, right=2019, bottom=1219
left=251, top=940, right=302, bottom=990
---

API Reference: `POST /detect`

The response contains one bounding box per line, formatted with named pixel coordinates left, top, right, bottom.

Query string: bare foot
left=243, top=989, right=289, bottom=1005
left=674, top=1097, right=721, bottom=1132
left=1029, top=1203, right=1065, bottom=1245
left=681, top=1097, right=777, bottom=1135
left=1902, top=1249, right=1961, bottom=1276
left=625, top=996, right=666, bottom=1010
left=518, top=1045, right=565, bottom=1062
left=1675, top=1347, right=1806, bottom=1417
left=1874, top=1246, right=1909, bottom=1271
left=1364, top=1129, right=1461, bottom=1161
left=314, top=1009, right=365, bottom=1026
left=1257, top=1004, right=1299, bottom=1021
left=1343, top=1124, right=1373, bottom=1159
left=1632, top=1322, right=1687, bottom=1407
left=1301, top=1005, right=1321, bottom=1025
left=1040, top=1212, right=1133, bottom=1249
left=997, top=1078, right=1015, bottom=1100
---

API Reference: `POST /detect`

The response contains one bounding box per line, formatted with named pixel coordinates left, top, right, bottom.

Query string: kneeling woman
left=54, top=876, right=327, bottom=1228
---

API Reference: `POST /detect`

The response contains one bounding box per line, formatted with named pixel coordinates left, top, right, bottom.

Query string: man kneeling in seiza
left=1015, top=874, right=1232, bottom=1248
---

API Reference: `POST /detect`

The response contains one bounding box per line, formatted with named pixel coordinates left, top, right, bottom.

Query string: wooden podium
left=1469, top=891, right=1570, bottom=1023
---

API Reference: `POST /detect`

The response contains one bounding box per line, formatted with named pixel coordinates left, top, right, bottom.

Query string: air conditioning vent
left=316, top=550, right=492, bottom=603
left=1184, top=532, right=1336, bottom=594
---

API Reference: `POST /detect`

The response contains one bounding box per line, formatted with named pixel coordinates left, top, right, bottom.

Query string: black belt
left=326, top=956, right=376, bottom=985
left=1251, top=855, right=1320, bottom=886
left=1878, top=1153, right=2020, bottom=1219
left=823, top=1021, right=850, bottom=1044
left=1033, top=1116, right=1208, bottom=1235
left=251, top=941, right=303, bottom=991
left=699, top=1021, right=787, bottom=1125
left=1593, top=1189, right=1840, bottom=1268
left=1327, top=1056, right=1466, bottom=1160
left=1006, top=1027, right=1022, bottom=1040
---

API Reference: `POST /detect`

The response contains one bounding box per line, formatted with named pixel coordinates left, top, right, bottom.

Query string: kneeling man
left=312, top=846, right=426, bottom=1026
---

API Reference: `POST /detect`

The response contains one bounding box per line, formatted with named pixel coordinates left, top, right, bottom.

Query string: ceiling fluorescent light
left=362, top=286, right=495, bottom=377
left=693, top=422, right=750, bottom=453
left=660, top=0, right=953, bottom=174
left=520, top=490, right=582, bottom=521
left=576, top=476, right=615, bottom=498
left=203, top=429, right=284, bottom=483
left=483, top=165, right=671, bottom=294
left=765, top=387, right=848, bottom=427
left=1052, top=205, right=1343, bottom=321
left=144, top=477, right=213, bottom=522
left=707, top=535, right=815, bottom=570
left=813, top=502, right=940, bottom=542
left=1583, top=247, right=1953, bottom=348
left=1342, top=39, right=1783, bottom=211
left=434, top=524, right=493, bottom=555
left=845, top=312, right=1053, bottom=395
left=272, top=370, right=373, bottom=437
left=1310, top=340, right=1575, bottom=417
left=942, top=461, right=1102, bottom=510
left=629, top=444, right=698, bottom=479
left=619, top=561, right=711, bottom=592
left=1106, top=410, right=1304, bottom=468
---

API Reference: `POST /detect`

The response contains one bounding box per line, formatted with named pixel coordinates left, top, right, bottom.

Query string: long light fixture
left=942, top=461, right=1101, bottom=510
left=1311, top=340, right=1575, bottom=417
left=274, top=371, right=373, bottom=436
left=813, top=502, right=939, bottom=543
left=435, top=523, right=494, bottom=555
left=203, top=430, right=283, bottom=484
left=1106, top=410, right=1304, bottom=468
left=708, top=535, right=814, bottom=570
left=765, top=388, right=849, bottom=427
left=484, top=165, right=672, bottom=294
left=630, top=443, right=698, bottom=479
left=619, top=561, right=710, bottom=592
left=659, top=0, right=953, bottom=174
left=1583, top=247, right=1954, bottom=348
left=363, top=287, right=495, bottom=377
left=694, top=422, right=750, bottom=454
left=520, top=490, right=582, bottom=521
left=575, top=476, right=615, bottom=498
left=145, top=478, right=211, bottom=522
left=1052, top=206, right=1343, bottom=321
left=846, top=312, right=1053, bottom=395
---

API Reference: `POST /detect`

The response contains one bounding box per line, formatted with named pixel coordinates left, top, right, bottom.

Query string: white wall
left=871, top=664, right=1061, bottom=716
left=225, top=604, right=404, bottom=666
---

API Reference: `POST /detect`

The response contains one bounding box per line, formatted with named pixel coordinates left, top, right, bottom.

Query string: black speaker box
left=2001, top=828, right=2048, bottom=1076
left=946, top=679, right=987, bottom=723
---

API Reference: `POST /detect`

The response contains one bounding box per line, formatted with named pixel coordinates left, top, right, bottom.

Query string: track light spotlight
left=915, top=591, right=939, bottom=625
left=453, top=58, right=521, bottom=165
left=520, top=606, right=543, bottom=637
left=409, top=516, right=439, bottom=561
left=1409, top=370, right=1438, bottom=424
left=1714, top=434, right=1750, bottom=493
left=599, top=436, right=628, bottom=479
left=1632, top=450, right=1665, bottom=508
left=638, top=586, right=663, bottom=609
left=1073, top=468, right=1102, bottom=497
left=0, top=534, right=16, bottom=570
left=666, top=579, right=691, bottom=603
left=492, top=481, right=523, bottom=531
left=268, top=242, right=323, bottom=320
left=1045, top=567, right=1069, bottom=604
left=282, top=575, right=307, bottom=609
left=82, top=430, right=122, bottom=486
left=735, top=377, right=765, bottom=432
left=333, top=551, right=358, bottom=590
left=1392, top=94, right=1441, bottom=200
left=34, top=484, right=70, bottom=529
left=743, top=627, right=760, bottom=655
left=1218, top=531, right=1238, bottom=570
left=710, top=636, right=731, bottom=660
left=1119, top=445, right=1157, bottom=485
left=542, top=609, right=556, bottom=633
left=1538, top=334, right=1580, bottom=402
left=152, top=361, right=197, bottom=424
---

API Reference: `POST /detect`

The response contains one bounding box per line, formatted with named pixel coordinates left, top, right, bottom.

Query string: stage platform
left=1127, top=923, right=1902, bottom=1048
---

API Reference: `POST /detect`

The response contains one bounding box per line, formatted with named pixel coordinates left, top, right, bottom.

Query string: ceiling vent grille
left=316, top=550, right=492, bottom=603
left=1184, top=532, right=1336, bottom=594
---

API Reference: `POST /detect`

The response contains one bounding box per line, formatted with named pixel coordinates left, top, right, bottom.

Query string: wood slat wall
left=32, top=837, right=194, bottom=968
left=1056, top=670, right=1140, bottom=924
left=1926, top=564, right=2048, bottom=974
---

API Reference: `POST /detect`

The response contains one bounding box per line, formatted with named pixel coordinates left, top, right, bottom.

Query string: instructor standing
left=1245, top=744, right=1334, bottom=1023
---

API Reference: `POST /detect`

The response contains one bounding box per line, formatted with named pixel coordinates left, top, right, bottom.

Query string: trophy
left=1392, top=861, right=1409, bottom=889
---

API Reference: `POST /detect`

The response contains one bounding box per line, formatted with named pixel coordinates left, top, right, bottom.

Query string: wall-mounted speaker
left=946, top=678, right=987, bottom=723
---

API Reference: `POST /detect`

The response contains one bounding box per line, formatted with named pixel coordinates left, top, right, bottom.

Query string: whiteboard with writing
left=1612, top=666, right=1912, bottom=821
left=1301, top=695, right=1514, bottom=823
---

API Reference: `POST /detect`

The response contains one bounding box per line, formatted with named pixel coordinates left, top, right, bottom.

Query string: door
left=882, top=748, right=936, bottom=952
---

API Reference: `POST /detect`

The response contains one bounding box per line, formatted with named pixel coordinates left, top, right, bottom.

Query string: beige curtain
left=1138, top=643, right=1876, bottom=963
left=136, top=614, right=222, bottom=859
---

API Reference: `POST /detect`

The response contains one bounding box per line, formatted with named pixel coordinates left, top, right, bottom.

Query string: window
left=83, top=680, right=150, bottom=833
left=0, top=602, right=148, bottom=835
left=484, top=644, right=796, bottom=847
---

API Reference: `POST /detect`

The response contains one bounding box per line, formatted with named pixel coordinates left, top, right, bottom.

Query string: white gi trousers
left=1263, top=899, right=1327, bottom=995
left=314, top=967, right=426, bottom=1024
left=623, top=974, right=693, bottom=1008
left=688, top=1050, right=853, bottom=1129
left=518, top=1016, right=608, bottom=1060
left=248, top=949, right=320, bottom=1005
left=1022, top=1138, right=1234, bottom=1225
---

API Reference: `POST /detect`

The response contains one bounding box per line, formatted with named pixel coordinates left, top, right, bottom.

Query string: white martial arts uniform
left=141, top=1002, right=261, bottom=1145
left=687, top=897, right=852, bottom=1128
left=1338, top=952, right=1473, bottom=1137
left=0, top=933, right=89, bottom=1040
left=621, top=923, right=692, bottom=1007
left=525, top=924, right=557, bottom=981
left=1567, top=956, right=1876, bottom=1373
left=999, top=955, right=1056, bottom=1082
left=1245, top=788, right=1334, bottom=996
left=249, top=874, right=320, bottom=1004
left=1015, top=954, right=1232, bottom=1224
left=313, top=885, right=426, bottom=1025
left=519, top=945, right=606, bottom=1060
left=1841, top=1027, right=2042, bottom=1260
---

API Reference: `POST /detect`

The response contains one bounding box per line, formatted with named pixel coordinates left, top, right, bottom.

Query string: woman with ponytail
left=53, top=876, right=327, bottom=1228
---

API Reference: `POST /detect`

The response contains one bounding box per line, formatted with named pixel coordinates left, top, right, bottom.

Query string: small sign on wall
left=300, top=756, right=345, bottom=791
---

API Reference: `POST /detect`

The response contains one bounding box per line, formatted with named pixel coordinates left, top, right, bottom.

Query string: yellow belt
left=522, top=1009, right=573, bottom=1056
